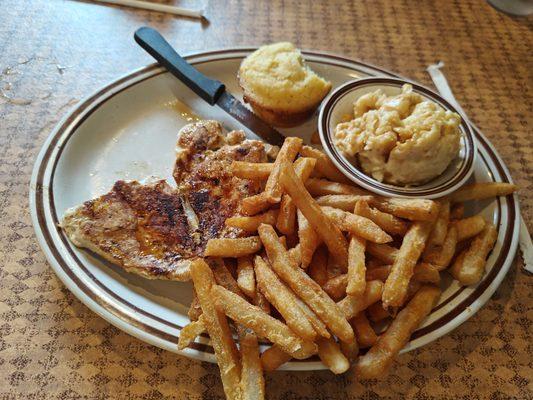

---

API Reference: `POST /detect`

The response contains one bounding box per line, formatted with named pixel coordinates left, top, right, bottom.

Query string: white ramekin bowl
left=318, top=77, right=477, bottom=199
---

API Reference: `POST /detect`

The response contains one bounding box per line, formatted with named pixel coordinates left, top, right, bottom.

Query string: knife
left=134, top=26, right=285, bottom=146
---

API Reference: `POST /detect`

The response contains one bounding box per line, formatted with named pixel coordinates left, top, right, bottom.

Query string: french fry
left=426, top=200, right=450, bottom=247
left=316, top=194, right=375, bottom=211
left=188, top=289, right=203, bottom=321
left=254, top=287, right=271, bottom=314
left=212, top=285, right=317, bottom=359
left=450, top=203, right=465, bottom=220
left=308, top=245, right=328, bottom=286
left=382, top=222, right=433, bottom=308
left=352, top=313, right=378, bottom=348
left=240, top=328, right=265, bottom=400
left=366, top=243, right=399, bottom=265
left=317, top=337, right=350, bottom=374
left=258, top=224, right=354, bottom=342
left=211, top=258, right=247, bottom=296
left=237, top=256, right=256, bottom=298
left=178, top=315, right=206, bottom=350
left=264, top=137, right=302, bottom=203
left=339, top=338, right=360, bottom=364
left=261, top=345, right=292, bottom=371
left=454, top=215, right=486, bottom=242
left=337, top=280, right=384, bottom=320
left=371, top=197, right=440, bottom=222
left=450, top=182, right=517, bottom=203
left=214, top=258, right=247, bottom=295
left=347, top=235, right=366, bottom=297
left=365, top=263, right=440, bottom=284
left=366, top=302, right=390, bottom=322
left=297, top=210, right=322, bottom=268
left=231, top=161, right=272, bottom=180
left=450, top=223, right=497, bottom=285
left=280, top=162, right=349, bottom=267
left=276, top=157, right=316, bottom=235
left=205, top=237, right=262, bottom=257
left=305, top=178, right=370, bottom=196
left=211, top=260, right=267, bottom=397
left=213, top=259, right=271, bottom=346
left=413, top=262, right=441, bottom=284
left=323, top=274, right=348, bottom=301
left=190, top=260, right=242, bottom=400
left=225, top=210, right=279, bottom=232
left=287, top=244, right=302, bottom=267
left=241, top=193, right=271, bottom=216
left=276, top=195, right=297, bottom=235
left=254, top=256, right=317, bottom=341
left=450, top=249, right=466, bottom=277
left=242, top=257, right=271, bottom=315
left=321, top=206, right=392, bottom=244
left=339, top=241, right=366, bottom=363
left=422, top=225, right=458, bottom=270
left=365, top=265, right=392, bottom=281
left=293, top=157, right=318, bottom=181
left=299, top=145, right=351, bottom=184
left=293, top=296, right=330, bottom=339
left=355, top=285, right=441, bottom=379
left=353, top=200, right=409, bottom=236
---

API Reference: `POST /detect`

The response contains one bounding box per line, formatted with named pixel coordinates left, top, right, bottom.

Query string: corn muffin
left=238, top=42, right=332, bottom=127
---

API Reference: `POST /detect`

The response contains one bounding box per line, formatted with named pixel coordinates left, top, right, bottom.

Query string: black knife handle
left=134, top=27, right=225, bottom=105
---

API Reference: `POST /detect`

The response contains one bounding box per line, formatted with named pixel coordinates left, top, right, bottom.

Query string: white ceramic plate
left=30, top=49, right=520, bottom=371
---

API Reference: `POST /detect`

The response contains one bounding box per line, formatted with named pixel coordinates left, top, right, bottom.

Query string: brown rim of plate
left=320, top=77, right=476, bottom=197
left=32, top=49, right=517, bottom=361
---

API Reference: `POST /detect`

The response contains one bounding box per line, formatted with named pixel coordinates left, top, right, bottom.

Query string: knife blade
left=134, top=26, right=285, bottom=146
left=215, top=91, right=285, bottom=146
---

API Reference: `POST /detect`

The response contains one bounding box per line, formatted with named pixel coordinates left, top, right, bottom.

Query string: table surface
left=1, top=0, right=531, bottom=399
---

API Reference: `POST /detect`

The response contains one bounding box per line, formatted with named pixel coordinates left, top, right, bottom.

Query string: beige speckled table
left=0, top=0, right=531, bottom=398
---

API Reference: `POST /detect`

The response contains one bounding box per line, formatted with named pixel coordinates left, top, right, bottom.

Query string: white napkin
left=427, top=61, right=533, bottom=273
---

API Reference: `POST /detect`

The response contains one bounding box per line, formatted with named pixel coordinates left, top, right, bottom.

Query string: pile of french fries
left=178, top=137, right=517, bottom=400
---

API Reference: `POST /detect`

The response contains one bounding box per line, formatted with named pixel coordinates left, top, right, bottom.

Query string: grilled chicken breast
left=174, top=120, right=266, bottom=243
left=62, top=179, right=195, bottom=281
left=61, top=120, right=266, bottom=281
